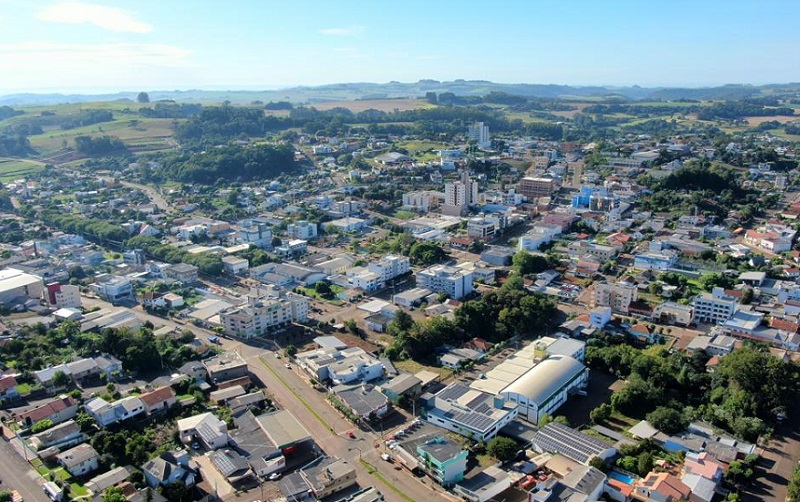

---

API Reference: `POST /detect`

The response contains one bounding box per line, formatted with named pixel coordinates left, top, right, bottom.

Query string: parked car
left=268, top=472, right=281, bottom=481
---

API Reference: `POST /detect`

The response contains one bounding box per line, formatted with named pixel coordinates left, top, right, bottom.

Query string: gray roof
left=255, top=409, right=312, bottom=448
left=314, top=336, right=347, bottom=350
left=501, top=355, right=585, bottom=406
left=57, top=443, right=98, bottom=468
left=531, top=423, right=614, bottom=464
left=209, top=449, right=250, bottom=478
left=381, top=373, right=421, bottom=395
left=66, top=358, right=99, bottom=374
left=229, top=411, right=280, bottom=473
left=416, top=436, right=465, bottom=463
left=331, top=384, right=388, bottom=418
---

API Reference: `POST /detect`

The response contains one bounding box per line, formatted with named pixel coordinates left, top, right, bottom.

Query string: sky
left=0, top=0, right=798, bottom=94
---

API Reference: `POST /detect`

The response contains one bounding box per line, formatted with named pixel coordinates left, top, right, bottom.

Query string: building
left=29, top=420, right=83, bottom=451
left=85, top=467, right=131, bottom=495
left=693, top=287, right=737, bottom=324
left=416, top=264, right=474, bottom=300
left=17, top=395, right=78, bottom=429
left=235, top=221, right=273, bottom=248
left=44, top=283, right=81, bottom=309
left=203, top=352, right=249, bottom=383
left=593, top=281, right=638, bottom=313
left=496, top=355, right=588, bottom=425
left=634, top=251, right=677, bottom=271
left=57, top=444, right=99, bottom=477
left=381, top=373, right=422, bottom=403
left=220, top=293, right=308, bottom=339
left=531, top=423, right=616, bottom=465
left=331, top=383, right=390, bottom=420
left=0, top=268, right=44, bottom=305
left=480, top=247, right=515, bottom=267
left=142, top=450, right=196, bottom=488
left=139, top=386, right=177, bottom=415
left=634, top=472, right=691, bottom=502
left=90, top=276, right=133, bottom=303
left=443, top=171, right=479, bottom=216
left=467, top=214, right=507, bottom=240
left=589, top=306, right=612, bottom=328
left=165, top=263, right=199, bottom=284
left=743, top=223, right=796, bottom=252
left=420, top=383, right=518, bottom=442
left=653, top=302, right=694, bottom=326
left=392, top=287, right=433, bottom=308
left=177, top=412, right=229, bottom=450
left=300, top=457, right=357, bottom=500
left=402, top=191, right=443, bottom=212
left=286, top=220, right=318, bottom=240
left=222, top=256, right=249, bottom=275
left=416, top=436, right=468, bottom=487
left=368, top=255, right=410, bottom=284
left=0, top=375, right=20, bottom=402
left=295, top=346, right=382, bottom=384
left=324, top=217, right=367, bottom=233
left=467, top=122, right=491, bottom=150
left=518, top=177, right=557, bottom=200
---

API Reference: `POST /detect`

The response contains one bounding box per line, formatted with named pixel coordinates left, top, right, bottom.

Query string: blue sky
left=0, top=0, right=798, bottom=94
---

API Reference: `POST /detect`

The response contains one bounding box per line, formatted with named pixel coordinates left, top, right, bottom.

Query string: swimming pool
left=609, top=471, right=635, bottom=485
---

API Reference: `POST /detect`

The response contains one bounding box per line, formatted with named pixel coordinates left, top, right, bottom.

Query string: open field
left=743, top=115, right=798, bottom=126
left=0, top=158, right=45, bottom=181
left=310, top=98, right=434, bottom=113
left=27, top=117, right=178, bottom=156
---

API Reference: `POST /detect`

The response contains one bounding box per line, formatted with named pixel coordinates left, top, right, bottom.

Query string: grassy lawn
left=394, top=359, right=452, bottom=380
left=69, top=483, right=89, bottom=497
left=15, top=382, right=33, bottom=395
left=393, top=210, right=417, bottom=220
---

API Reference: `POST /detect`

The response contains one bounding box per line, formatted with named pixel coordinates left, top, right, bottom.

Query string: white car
left=381, top=453, right=391, bottom=461
left=268, top=472, right=281, bottom=481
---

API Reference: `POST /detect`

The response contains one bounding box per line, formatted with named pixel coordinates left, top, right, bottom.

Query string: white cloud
left=0, top=41, right=193, bottom=69
left=319, top=25, right=364, bottom=37
left=37, top=2, right=153, bottom=33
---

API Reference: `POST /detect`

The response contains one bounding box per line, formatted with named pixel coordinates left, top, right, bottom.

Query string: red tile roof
left=139, top=386, right=175, bottom=407
left=0, top=375, right=18, bottom=393
left=18, top=396, right=76, bottom=423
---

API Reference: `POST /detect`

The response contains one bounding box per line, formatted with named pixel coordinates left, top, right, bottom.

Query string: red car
left=347, top=430, right=356, bottom=439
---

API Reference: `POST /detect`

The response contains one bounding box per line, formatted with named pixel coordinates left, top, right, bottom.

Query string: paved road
left=119, top=180, right=173, bottom=213
left=0, top=433, right=50, bottom=502
left=743, top=420, right=800, bottom=502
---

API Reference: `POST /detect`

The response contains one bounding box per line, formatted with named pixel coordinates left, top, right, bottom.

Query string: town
left=0, top=80, right=800, bottom=502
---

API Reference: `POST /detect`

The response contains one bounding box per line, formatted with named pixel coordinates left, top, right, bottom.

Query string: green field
left=0, top=158, right=45, bottom=181
left=27, top=117, right=178, bottom=156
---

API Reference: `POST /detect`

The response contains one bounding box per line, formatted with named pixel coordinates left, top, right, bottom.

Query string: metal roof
left=500, top=355, right=585, bottom=406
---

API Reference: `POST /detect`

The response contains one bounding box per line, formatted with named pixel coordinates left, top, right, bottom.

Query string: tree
left=31, top=418, right=54, bottom=433
left=0, top=491, right=13, bottom=502
left=344, top=319, right=358, bottom=334
left=486, top=436, right=518, bottom=462
left=590, top=403, right=612, bottom=424
left=646, top=406, right=686, bottom=434
left=284, top=345, right=298, bottom=358
left=75, top=412, right=96, bottom=433
left=513, top=251, right=551, bottom=276
left=314, top=281, right=333, bottom=298
left=52, top=370, right=71, bottom=388
left=137, top=92, right=150, bottom=103
left=103, top=487, right=128, bottom=502
left=387, top=310, right=414, bottom=336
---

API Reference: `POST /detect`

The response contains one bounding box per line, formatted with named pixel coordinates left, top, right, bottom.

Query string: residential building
left=653, top=302, right=694, bottom=326
left=331, top=383, right=390, bottom=420
left=420, top=383, right=518, bottom=442
left=634, top=472, right=691, bottom=502
left=44, top=283, right=81, bottom=309
left=203, top=352, right=248, bottom=383
left=85, top=467, right=131, bottom=495
left=57, top=444, right=99, bottom=477
left=416, top=436, right=468, bottom=487
left=222, top=256, right=249, bottom=275
left=368, top=255, right=411, bottom=283
left=589, top=306, right=612, bottom=328
left=380, top=373, right=422, bottom=403
left=402, top=191, right=443, bottom=212
left=235, top=221, right=273, bottom=248
left=467, top=122, right=491, bottom=150
left=165, top=263, right=199, bottom=284
left=286, top=220, right=318, bottom=240
left=416, top=264, right=474, bottom=300
left=220, top=292, right=308, bottom=338
left=518, top=177, right=557, bottom=200
left=0, top=268, right=44, bottom=305
left=89, top=275, right=133, bottom=302
left=467, top=214, right=507, bottom=240
left=634, top=251, right=677, bottom=271
left=593, top=281, right=638, bottom=313
left=142, top=450, right=196, bottom=488
left=349, top=271, right=382, bottom=292
left=443, top=171, right=479, bottom=216
left=17, top=395, right=78, bottom=429
left=296, top=346, right=382, bottom=384
left=743, top=223, right=796, bottom=252
left=177, top=412, right=229, bottom=450
left=139, top=386, right=177, bottom=415
left=84, top=397, right=118, bottom=427
left=324, top=217, right=367, bottom=233
left=29, top=420, right=84, bottom=451
left=66, top=358, right=100, bottom=382
left=693, top=287, right=737, bottom=324
left=0, top=375, right=20, bottom=402
left=300, top=457, right=357, bottom=500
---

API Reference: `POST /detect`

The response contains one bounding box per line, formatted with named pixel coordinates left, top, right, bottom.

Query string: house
left=142, top=450, right=196, bottom=488
left=628, top=324, right=655, bottom=343
left=114, top=396, right=145, bottom=422
left=84, top=397, right=118, bottom=427
left=29, top=420, right=84, bottom=451
left=66, top=358, right=100, bottom=382
left=634, top=472, right=691, bottom=502
left=380, top=373, right=422, bottom=404
left=165, top=263, right=199, bottom=284
left=57, top=444, right=99, bottom=477
left=139, top=386, right=177, bottom=415
left=0, top=374, right=20, bottom=402
left=177, top=412, right=228, bottom=450
left=94, top=354, right=123, bottom=380
left=300, top=457, right=357, bottom=500
left=203, top=352, right=248, bottom=382
left=85, top=466, right=131, bottom=495
left=17, top=395, right=78, bottom=429
left=210, top=449, right=253, bottom=486
left=331, top=383, right=390, bottom=420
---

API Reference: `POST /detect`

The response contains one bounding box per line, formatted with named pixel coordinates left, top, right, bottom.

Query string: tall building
left=416, top=264, right=474, bottom=300
left=467, top=122, right=491, bottom=150
left=693, top=287, right=737, bottom=324
left=592, top=281, right=638, bottom=313
left=442, top=171, right=479, bottom=216
left=518, top=177, right=557, bottom=200
left=220, top=291, right=308, bottom=339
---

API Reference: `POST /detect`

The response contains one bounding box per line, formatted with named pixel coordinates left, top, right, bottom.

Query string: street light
left=349, top=446, right=362, bottom=460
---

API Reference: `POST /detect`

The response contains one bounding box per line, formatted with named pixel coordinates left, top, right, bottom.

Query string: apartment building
left=368, top=255, right=411, bottom=283
left=518, top=177, right=557, bottom=200
left=416, top=264, right=474, bottom=300
left=221, top=293, right=308, bottom=338
left=693, top=287, right=737, bottom=324
left=286, top=220, right=318, bottom=240
left=592, top=281, right=638, bottom=313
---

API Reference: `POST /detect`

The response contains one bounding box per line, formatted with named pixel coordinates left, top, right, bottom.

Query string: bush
left=31, top=418, right=54, bottom=433
left=486, top=436, right=518, bottom=462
